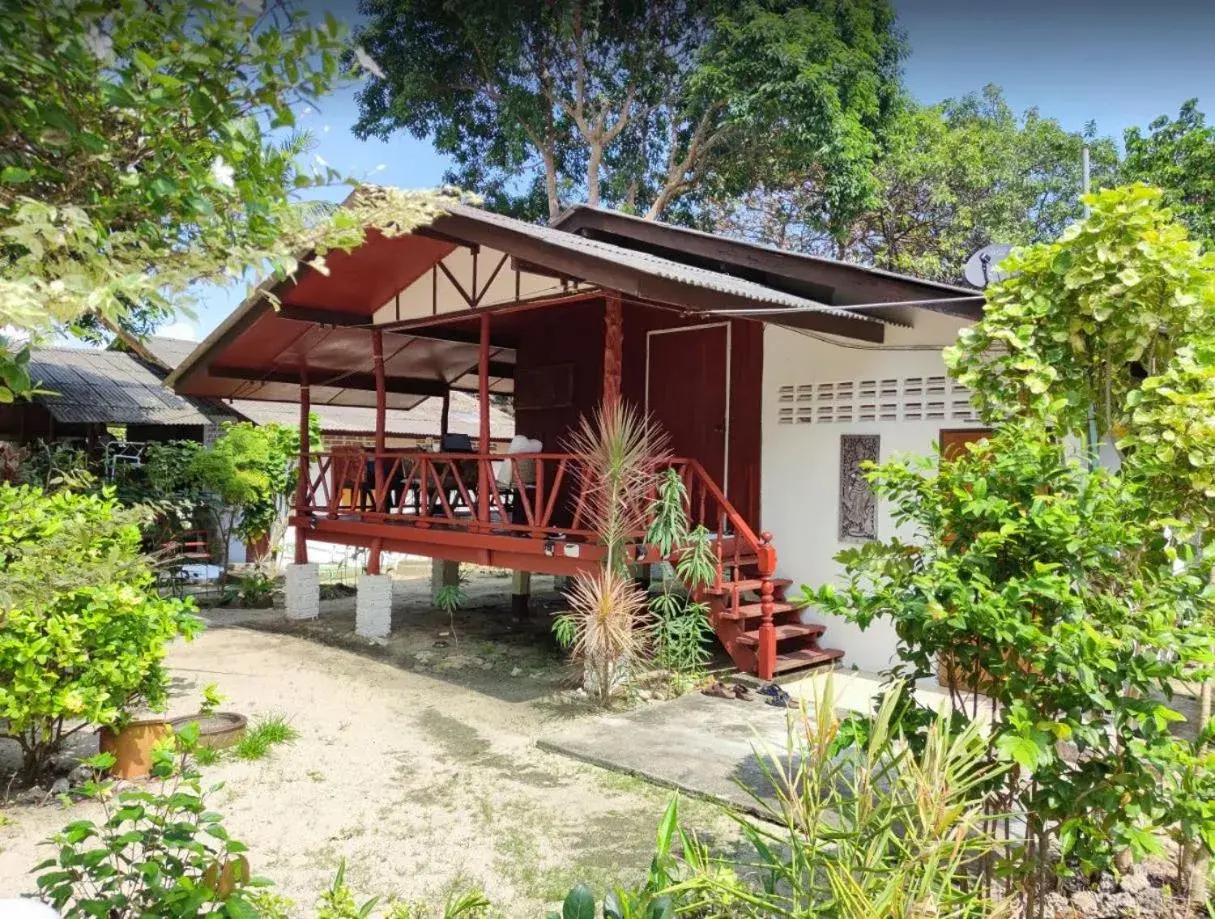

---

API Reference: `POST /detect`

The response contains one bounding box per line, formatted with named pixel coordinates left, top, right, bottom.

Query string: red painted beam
left=296, top=519, right=603, bottom=576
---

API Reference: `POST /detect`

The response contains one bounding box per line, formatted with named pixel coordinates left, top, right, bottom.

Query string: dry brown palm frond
left=564, top=566, right=653, bottom=704
left=564, top=401, right=671, bottom=572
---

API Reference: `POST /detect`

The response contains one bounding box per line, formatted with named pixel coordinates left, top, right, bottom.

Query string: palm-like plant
left=561, top=567, right=652, bottom=705
left=556, top=403, right=671, bottom=703
left=564, top=402, right=671, bottom=573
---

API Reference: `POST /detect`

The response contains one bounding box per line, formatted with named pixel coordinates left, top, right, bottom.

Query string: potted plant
left=169, top=684, right=247, bottom=751
left=98, top=715, right=174, bottom=780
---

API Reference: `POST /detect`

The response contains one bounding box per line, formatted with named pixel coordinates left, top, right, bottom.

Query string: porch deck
left=292, top=448, right=756, bottom=578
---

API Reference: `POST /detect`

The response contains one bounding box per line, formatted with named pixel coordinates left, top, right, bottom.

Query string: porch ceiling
left=181, top=313, right=515, bottom=410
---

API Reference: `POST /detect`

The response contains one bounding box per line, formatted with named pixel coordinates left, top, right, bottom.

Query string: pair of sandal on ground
left=701, top=680, right=795, bottom=708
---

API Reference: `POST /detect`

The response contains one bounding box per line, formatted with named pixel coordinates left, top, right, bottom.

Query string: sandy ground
left=0, top=568, right=743, bottom=916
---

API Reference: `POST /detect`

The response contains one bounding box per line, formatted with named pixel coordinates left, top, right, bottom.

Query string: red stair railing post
left=756, top=531, right=777, bottom=681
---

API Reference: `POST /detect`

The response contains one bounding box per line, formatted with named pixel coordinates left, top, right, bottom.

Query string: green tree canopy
left=0, top=1, right=451, bottom=405
left=1123, top=100, right=1215, bottom=245
left=352, top=0, right=904, bottom=223
left=0, top=1, right=344, bottom=348
left=946, top=184, right=1215, bottom=442
left=712, top=86, right=1118, bottom=279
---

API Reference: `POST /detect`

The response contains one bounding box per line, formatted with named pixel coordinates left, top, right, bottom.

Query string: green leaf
left=563, top=884, right=597, bottom=919
left=995, top=731, right=1048, bottom=772
left=644, top=896, right=673, bottom=919
left=654, top=797, right=678, bottom=859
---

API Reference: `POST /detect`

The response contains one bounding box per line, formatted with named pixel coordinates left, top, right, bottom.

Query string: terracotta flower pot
left=98, top=718, right=173, bottom=779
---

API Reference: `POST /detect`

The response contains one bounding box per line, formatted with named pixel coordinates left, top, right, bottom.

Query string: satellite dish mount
left=964, top=244, right=1014, bottom=289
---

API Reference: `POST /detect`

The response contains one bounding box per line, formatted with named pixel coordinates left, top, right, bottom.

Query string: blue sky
left=172, top=0, right=1215, bottom=341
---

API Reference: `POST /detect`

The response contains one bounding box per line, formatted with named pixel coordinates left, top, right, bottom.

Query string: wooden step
left=718, top=600, right=802, bottom=621
left=772, top=647, right=845, bottom=674
left=709, top=577, right=792, bottom=596
left=736, top=622, right=825, bottom=646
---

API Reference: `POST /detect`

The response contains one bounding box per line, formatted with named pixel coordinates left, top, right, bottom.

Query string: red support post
left=294, top=364, right=310, bottom=565
left=368, top=329, right=386, bottom=575
left=477, top=312, right=491, bottom=526
left=603, top=292, right=622, bottom=413
left=756, top=531, right=777, bottom=681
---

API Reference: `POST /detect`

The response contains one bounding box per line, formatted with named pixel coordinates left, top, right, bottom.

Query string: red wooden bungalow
left=169, top=200, right=980, bottom=679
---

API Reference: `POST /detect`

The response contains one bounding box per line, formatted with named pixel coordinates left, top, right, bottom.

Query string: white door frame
left=644, top=322, right=732, bottom=497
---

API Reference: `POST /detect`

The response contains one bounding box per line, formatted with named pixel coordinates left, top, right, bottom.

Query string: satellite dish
left=963, top=244, right=1014, bottom=288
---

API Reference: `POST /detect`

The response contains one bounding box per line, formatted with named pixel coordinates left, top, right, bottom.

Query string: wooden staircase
left=699, top=550, right=843, bottom=680
left=663, top=460, right=845, bottom=681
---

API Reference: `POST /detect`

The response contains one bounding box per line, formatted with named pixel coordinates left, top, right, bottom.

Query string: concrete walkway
left=540, top=691, right=793, bottom=815
left=538, top=669, right=955, bottom=817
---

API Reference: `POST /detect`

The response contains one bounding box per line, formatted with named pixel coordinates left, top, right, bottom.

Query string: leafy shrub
left=18, top=441, right=94, bottom=492
left=811, top=424, right=1215, bottom=909
left=649, top=518, right=718, bottom=680
left=555, top=680, right=1003, bottom=919
left=0, top=484, right=200, bottom=781
left=223, top=571, right=278, bottom=608
left=435, top=579, right=468, bottom=646
left=643, top=470, right=719, bottom=687
left=649, top=593, right=712, bottom=676
left=711, top=682, right=1006, bottom=919
left=201, top=683, right=226, bottom=717
left=34, top=726, right=270, bottom=918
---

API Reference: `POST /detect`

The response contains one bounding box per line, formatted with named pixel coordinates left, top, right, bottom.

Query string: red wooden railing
left=301, top=450, right=598, bottom=539
left=300, top=450, right=769, bottom=564
left=298, top=449, right=777, bottom=669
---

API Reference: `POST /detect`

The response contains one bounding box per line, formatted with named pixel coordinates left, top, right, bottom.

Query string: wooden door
left=940, top=428, right=992, bottom=462
left=646, top=325, right=729, bottom=493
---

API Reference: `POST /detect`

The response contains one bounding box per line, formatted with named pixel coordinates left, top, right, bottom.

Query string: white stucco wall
left=760, top=311, right=984, bottom=673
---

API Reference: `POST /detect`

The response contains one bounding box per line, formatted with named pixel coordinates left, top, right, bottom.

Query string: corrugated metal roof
left=444, top=203, right=888, bottom=328
left=29, top=348, right=214, bottom=426
left=551, top=203, right=980, bottom=297
left=138, top=336, right=198, bottom=371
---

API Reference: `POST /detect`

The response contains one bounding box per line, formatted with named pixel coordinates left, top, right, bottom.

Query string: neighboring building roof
left=131, top=335, right=197, bottom=372
left=122, top=335, right=513, bottom=439
left=27, top=348, right=214, bottom=427
left=226, top=391, right=511, bottom=440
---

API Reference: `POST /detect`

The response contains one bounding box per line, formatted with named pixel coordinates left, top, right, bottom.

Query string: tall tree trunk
left=586, top=141, right=602, bottom=208
left=543, top=150, right=560, bottom=221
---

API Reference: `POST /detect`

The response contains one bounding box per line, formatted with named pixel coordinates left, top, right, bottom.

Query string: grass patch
left=194, top=746, right=220, bottom=766
left=233, top=713, right=299, bottom=761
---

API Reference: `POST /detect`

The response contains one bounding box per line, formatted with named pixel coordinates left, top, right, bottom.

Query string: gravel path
left=0, top=605, right=740, bottom=916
